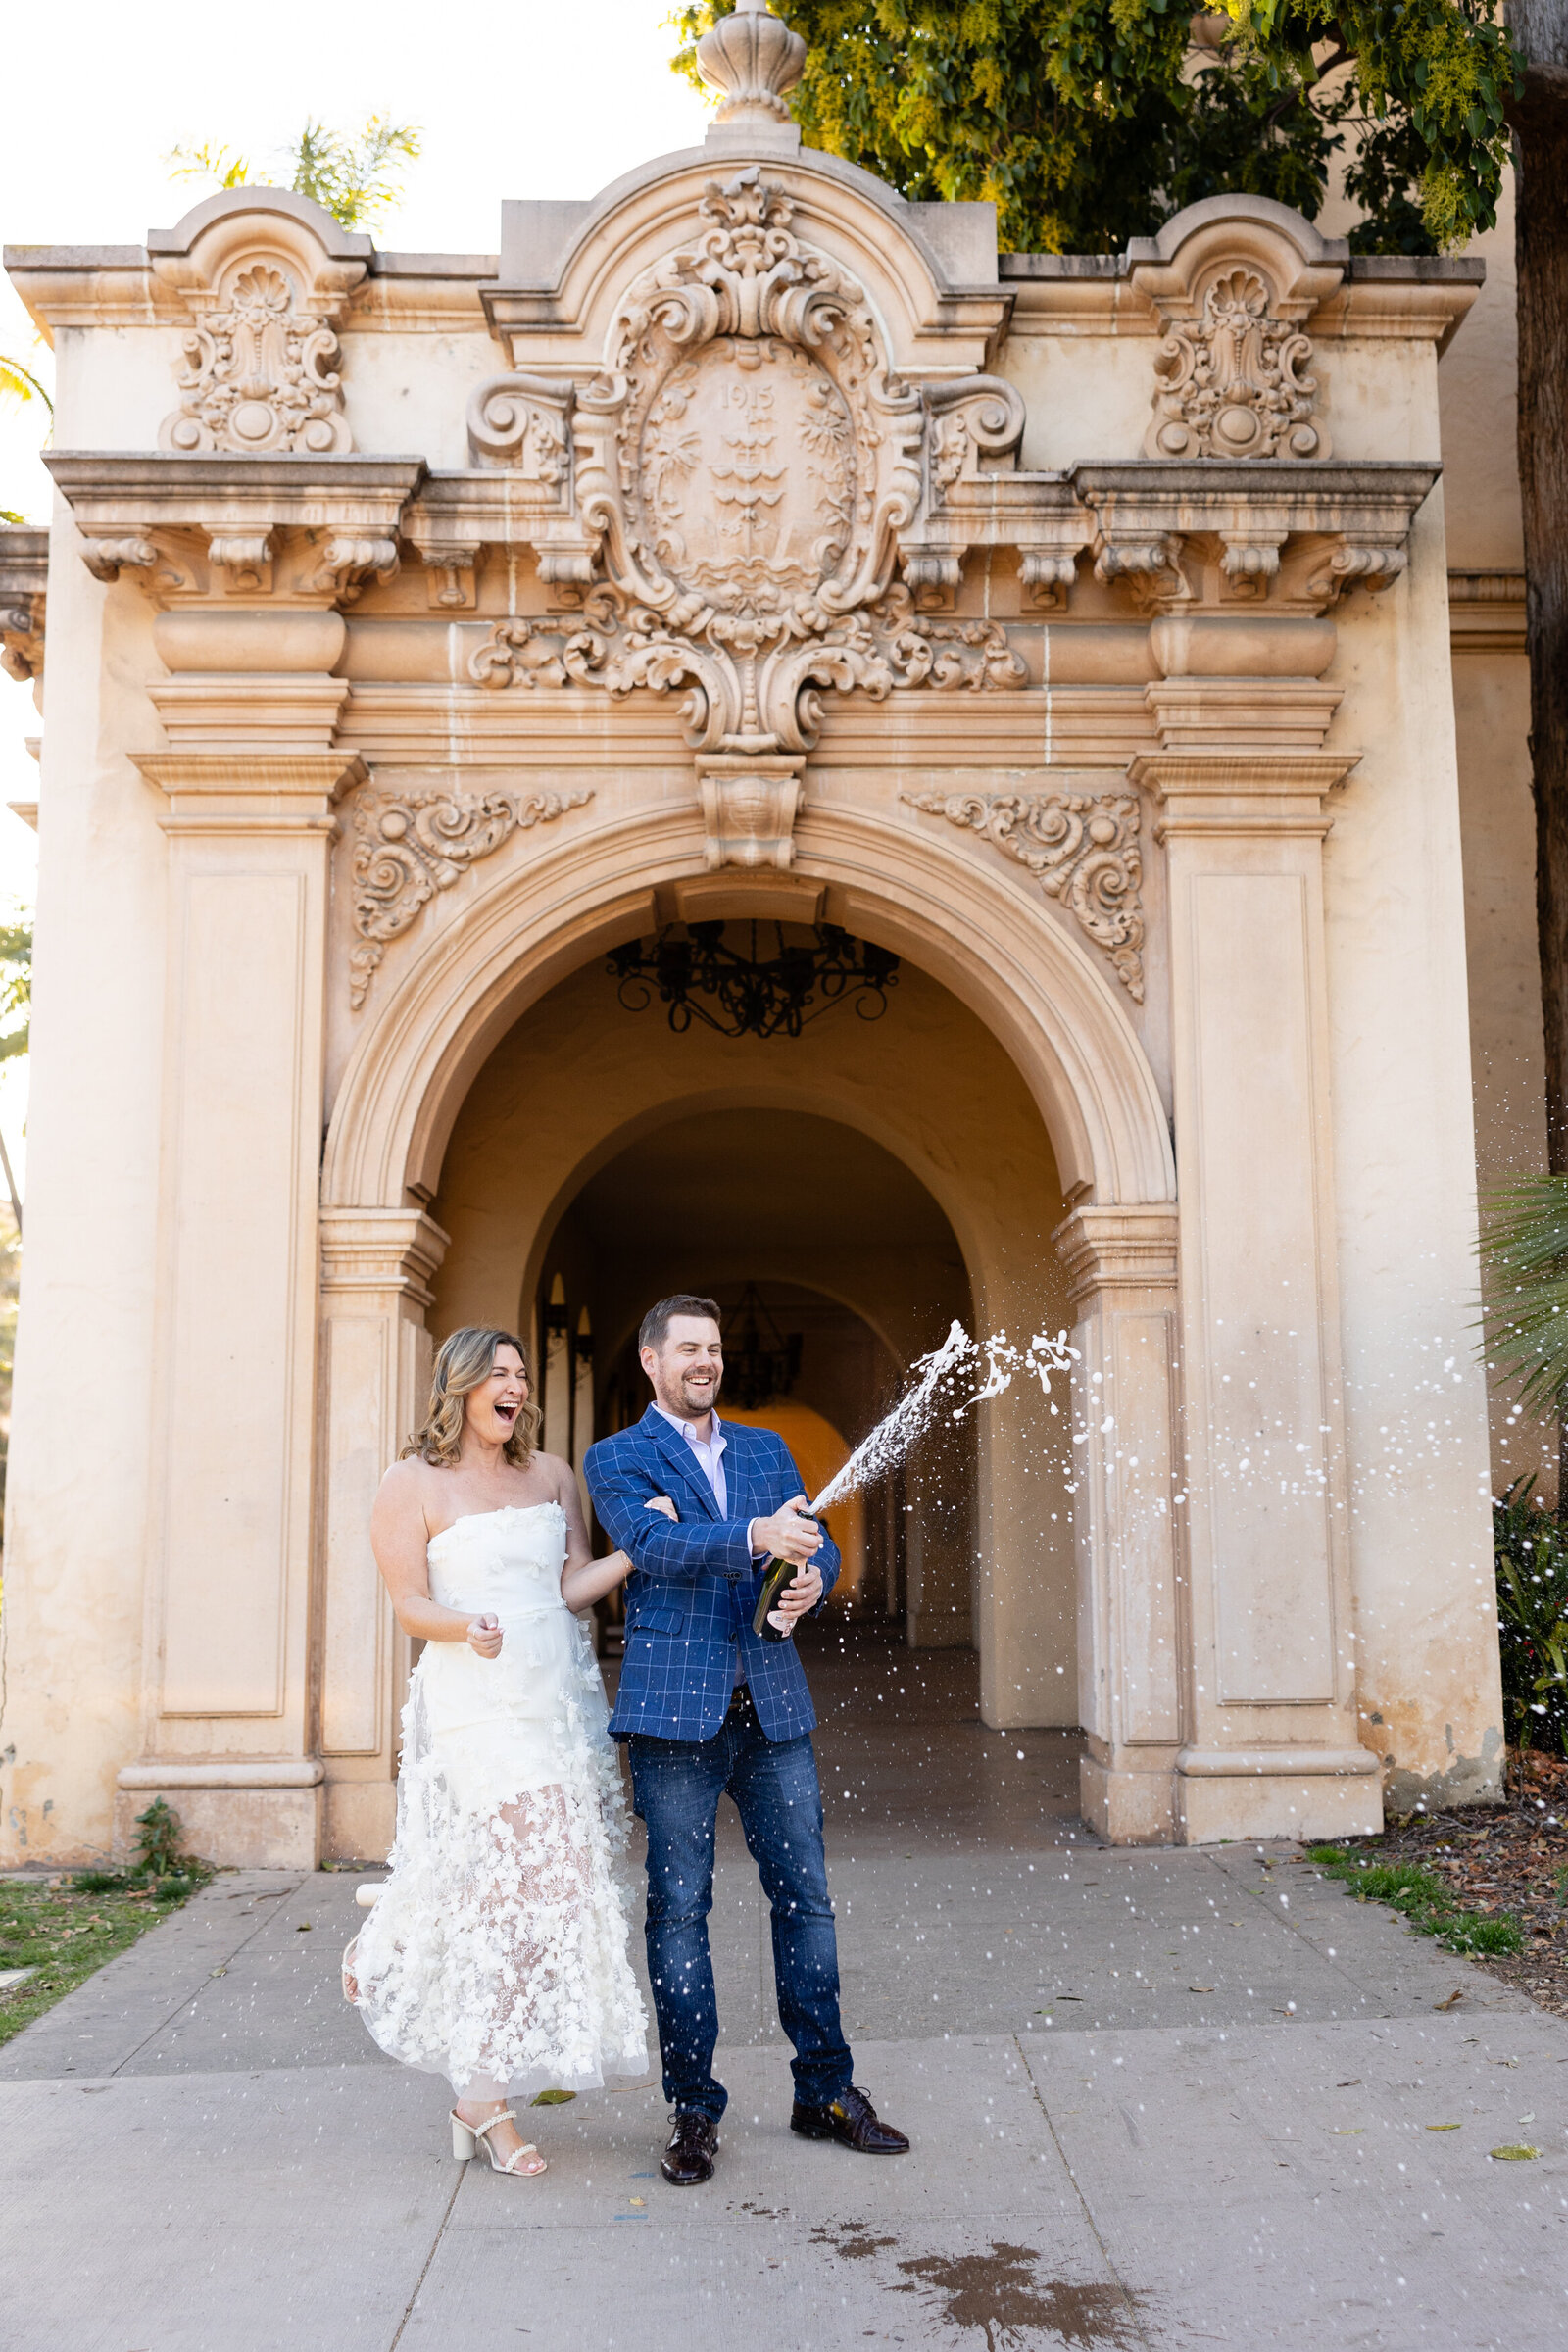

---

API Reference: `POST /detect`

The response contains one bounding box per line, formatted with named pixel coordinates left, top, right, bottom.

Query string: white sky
left=0, top=0, right=715, bottom=1187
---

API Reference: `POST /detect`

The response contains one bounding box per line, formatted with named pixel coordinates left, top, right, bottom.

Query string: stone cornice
left=1054, top=1201, right=1181, bottom=1312
left=133, top=748, right=367, bottom=833
left=45, top=453, right=427, bottom=535
left=318, top=1205, right=450, bottom=1301
left=1003, top=248, right=1482, bottom=356
left=0, top=524, right=48, bottom=599
left=1134, top=750, right=1361, bottom=840
left=1071, top=460, right=1439, bottom=553
left=1449, top=568, right=1526, bottom=655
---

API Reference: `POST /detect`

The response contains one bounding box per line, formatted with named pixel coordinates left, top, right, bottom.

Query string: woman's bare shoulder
left=531, top=1450, right=576, bottom=1495
left=377, top=1455, right=440, bottom=1507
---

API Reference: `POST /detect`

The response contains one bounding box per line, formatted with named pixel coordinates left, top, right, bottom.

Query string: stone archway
left=316, top=837, right=1181, bottom=1858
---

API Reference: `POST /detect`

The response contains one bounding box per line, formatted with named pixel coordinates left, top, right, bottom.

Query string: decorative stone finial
left=697, top=0, right=806, bottom=125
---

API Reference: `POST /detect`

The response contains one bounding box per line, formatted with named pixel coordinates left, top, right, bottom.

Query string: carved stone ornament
left=522, top=168, right=1028, bottom=758
left=696, top=0, right=808, bottom=126
left=698, top=757, right=800, bottom=870
left=1148, top=268, right=1325, bottom=463
left=162, top=263, right=353, bottom=456
left=0, top=600, right=45, bottom=683
left=349, top=784, right=594, bottom=1008
left=903, top=788, right=1146, bottom=1002
left=466, top=593, right=1027, bottom=706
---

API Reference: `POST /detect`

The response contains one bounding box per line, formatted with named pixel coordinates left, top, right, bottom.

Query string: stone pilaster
left=116, top=705, right=362, bottom=1868
left=317, top=1208, right=448, bottom=1863
left=1055, top=1203, right=1183, bottom=1841
left=1132, top=674, right=1382, bottom=1843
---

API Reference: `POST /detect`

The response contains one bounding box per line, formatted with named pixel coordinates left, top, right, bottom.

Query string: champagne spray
left=751, top=1320, right=1076, bottom=1640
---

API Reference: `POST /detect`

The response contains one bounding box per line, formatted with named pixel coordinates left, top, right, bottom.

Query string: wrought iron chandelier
left=608, top=921, right=899, bottom=1042
left=724, top=1285, right=804, bottom=1411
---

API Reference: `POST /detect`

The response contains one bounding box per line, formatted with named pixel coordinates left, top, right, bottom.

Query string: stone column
left=1133, top=674, right=1383, bottom=1842
left=1056, top=1203, right=1183, bottom=1841
left=121, top=736, right=362, bottom=1869
left=317, top=1207, right=448, bottom=1862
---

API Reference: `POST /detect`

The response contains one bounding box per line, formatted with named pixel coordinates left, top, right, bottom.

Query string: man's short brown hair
left=639, top=1294, right=722, bottom=1354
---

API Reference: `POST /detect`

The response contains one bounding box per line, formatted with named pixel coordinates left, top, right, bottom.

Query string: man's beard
left=662, top=1367, right=721, bottom=1418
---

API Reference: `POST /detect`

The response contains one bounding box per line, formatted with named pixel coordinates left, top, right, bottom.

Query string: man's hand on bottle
left=767, top=1562, right=824, bottom=1637
left=752, top=1496, right=822, bottom=1565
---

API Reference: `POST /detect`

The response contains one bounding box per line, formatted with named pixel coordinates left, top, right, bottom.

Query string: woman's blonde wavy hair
left=402, top=1326, right=542, bottom=1468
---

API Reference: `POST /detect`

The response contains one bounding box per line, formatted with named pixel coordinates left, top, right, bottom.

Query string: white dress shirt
left=652, top=1404, right=764, bottom=1688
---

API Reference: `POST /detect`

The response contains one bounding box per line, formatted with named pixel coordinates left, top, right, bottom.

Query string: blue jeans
left=627, top=1686, right=854, bottom=2121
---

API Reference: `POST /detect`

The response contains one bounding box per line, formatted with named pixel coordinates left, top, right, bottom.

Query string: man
left=585, top=1293, right=909, bottom=2186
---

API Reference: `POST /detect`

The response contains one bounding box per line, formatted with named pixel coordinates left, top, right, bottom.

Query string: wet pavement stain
left=812, top=2223, right=1141, bottom=2348
left=811, top=2217, right=900, bottom=2260
left=895, top=2247, right=1140, bottom=2351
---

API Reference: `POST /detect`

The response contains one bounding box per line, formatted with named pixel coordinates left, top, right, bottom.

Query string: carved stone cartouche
left=1149, top=268, right=1322, bottom=463
left=162, top=261, right=352, bottom=456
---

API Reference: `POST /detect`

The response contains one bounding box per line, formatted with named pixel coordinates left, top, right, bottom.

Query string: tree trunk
left=1509, top=6, right=1568, bottom=1495
left=1511, top=10, right=1568, bottom=1168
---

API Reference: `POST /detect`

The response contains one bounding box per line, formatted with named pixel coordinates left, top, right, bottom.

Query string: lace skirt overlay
left=349, top=1507, right=647, bottom=2097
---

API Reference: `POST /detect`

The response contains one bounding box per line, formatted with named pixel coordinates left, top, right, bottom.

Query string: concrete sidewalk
left=2, top=1823, right=1564, bottom=2351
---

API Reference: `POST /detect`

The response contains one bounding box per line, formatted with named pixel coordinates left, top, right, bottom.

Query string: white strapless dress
left=350, top=1503, right=647, bottom=2096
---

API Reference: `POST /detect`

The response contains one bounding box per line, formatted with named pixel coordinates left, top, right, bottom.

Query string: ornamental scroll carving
left=466, top=588, right=1026, bottom=709
left=161, top=264, right=352, bottom=455
left=349, top=784, right=594, bottom=1008
left=1147, top=267, right=1324, bottom=463
left=903, top=789, right=1146, bottom=1002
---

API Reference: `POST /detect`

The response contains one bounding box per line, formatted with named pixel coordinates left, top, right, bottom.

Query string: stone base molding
left=112, top=1780, right=323, bottom=1872
left=1175, top=1747, right=1383, bottom=1845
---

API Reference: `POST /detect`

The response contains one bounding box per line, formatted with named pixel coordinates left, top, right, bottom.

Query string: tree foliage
left=669, top=2, right=1516, bottom=254
left=167, top=116, right=421, bottom=233
left=0, top=920, right=31, bottom=1067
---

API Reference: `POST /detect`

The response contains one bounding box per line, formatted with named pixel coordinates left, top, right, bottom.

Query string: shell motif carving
left=903, top=789, right=1145, bottom=1001
left=348, top=784, right=594, bottom=1007
left=161, top=264, right=352, bottom=455
left=1147, top=268, right=1323, bottom=463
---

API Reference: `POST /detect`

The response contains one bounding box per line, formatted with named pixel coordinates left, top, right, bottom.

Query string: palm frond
left=165, top=141, right=252, bottom=190
left=0, top=357, right=52, bottom=417
left=1480, top=1172, right=1568, bottom=1416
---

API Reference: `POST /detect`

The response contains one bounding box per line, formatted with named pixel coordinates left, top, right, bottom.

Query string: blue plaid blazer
left=585, top=1405, right=840, bottom=1743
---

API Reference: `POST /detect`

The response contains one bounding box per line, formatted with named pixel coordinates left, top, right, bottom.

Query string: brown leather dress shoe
left=789, top=2083, right=909, bottom=2154
left=661, top=2109, right=719, bottom=2186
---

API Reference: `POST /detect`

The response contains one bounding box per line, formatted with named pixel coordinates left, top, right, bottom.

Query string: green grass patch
left=1306, top=1845, right=1525, bottom=1956
left=0, top=1799, right=214, bottom=2050
left=0, top=1875, right=204, bottom=2049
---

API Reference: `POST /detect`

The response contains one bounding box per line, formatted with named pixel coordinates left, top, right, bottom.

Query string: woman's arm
left=557, top=1464, right=674, bottom=1611
left=370, top=1462, right=503, bottom=1658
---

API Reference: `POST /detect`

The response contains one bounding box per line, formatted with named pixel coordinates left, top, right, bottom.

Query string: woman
left=345, top=1325, right=649, bottom=2179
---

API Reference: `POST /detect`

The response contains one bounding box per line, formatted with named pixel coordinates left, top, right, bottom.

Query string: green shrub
left=1493, top=1478, right=1568, bottom=1753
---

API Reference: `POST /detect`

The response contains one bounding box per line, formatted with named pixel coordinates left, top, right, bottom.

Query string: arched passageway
left=421, top=929, right=1076, bottom=1736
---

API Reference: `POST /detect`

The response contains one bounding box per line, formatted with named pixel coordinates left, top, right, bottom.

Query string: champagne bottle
left=751, top=1554, right=799, bottom=1642
left=750, top=1507, right=819, bottom=1642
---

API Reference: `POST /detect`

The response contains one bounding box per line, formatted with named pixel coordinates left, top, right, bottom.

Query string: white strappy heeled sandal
left=450, top=2108, right=548, bottom=2177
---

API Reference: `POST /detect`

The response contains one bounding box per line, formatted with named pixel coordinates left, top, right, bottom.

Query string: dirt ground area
left=1352, top=1747, right=1568, bottom=2016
